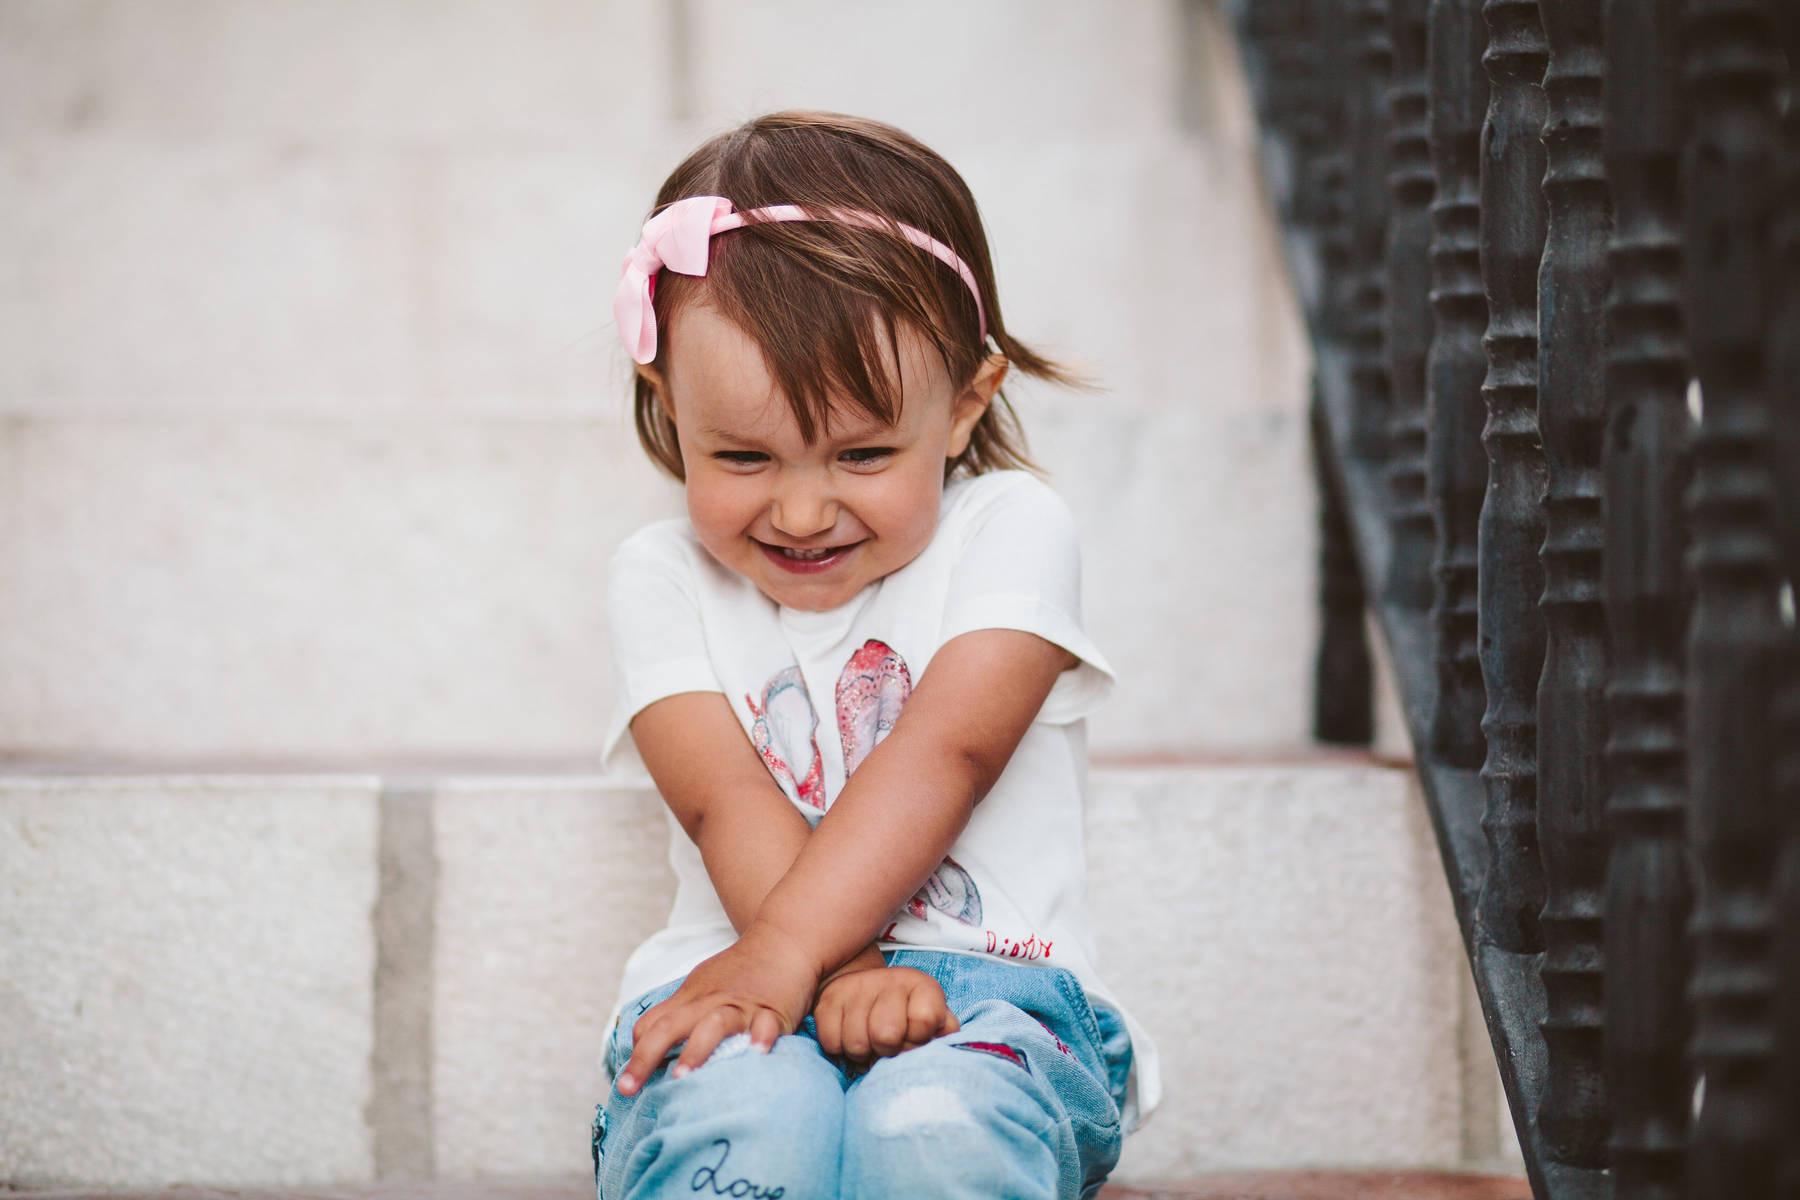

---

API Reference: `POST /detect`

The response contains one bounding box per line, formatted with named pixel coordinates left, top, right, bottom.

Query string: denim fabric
left=592, top=950, right=1130, bottom=1200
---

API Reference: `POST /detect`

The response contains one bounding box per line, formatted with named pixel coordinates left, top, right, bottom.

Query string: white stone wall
left=0, top=0, right=1503, bottom=1189
left=0, top=0, right=1337, bottom=762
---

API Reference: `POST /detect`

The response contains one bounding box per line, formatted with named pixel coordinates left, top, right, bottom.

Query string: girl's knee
left=598, top=1035, right=845, bottom=1200
left=839, top=1046, right=1068, bottom=1200
left=847, top=1042, right=1060, bottom=1140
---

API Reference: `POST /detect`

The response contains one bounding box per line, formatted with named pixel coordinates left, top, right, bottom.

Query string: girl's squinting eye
left=712, top=450, right=768, bottom=466
left=839, top=447, right=895, bottom=466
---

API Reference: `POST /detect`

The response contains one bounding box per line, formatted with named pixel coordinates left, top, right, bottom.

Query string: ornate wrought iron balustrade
left=1235, top=3, right=1798, bottom=1198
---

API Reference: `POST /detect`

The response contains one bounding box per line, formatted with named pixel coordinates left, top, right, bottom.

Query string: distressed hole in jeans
left=590, top=1104, right=607, bottom=1179
left=700, top=1032, right=759, bottom=1067
left=871, top=1083, right=972, bottom=1135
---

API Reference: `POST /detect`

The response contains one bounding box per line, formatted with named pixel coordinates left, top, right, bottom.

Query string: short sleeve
left=601, top=523, right=726, bottom=766
left=939, top=474, right=1115, bottom=724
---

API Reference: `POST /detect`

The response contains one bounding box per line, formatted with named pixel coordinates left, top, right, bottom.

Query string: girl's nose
left=770, top=479, right=837, bottom=539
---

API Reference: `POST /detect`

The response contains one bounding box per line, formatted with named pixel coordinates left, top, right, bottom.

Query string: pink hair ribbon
left=614, top=193, right=988, bottom=364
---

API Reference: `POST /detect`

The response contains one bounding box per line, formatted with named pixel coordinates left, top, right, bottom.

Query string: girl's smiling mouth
left=756, top=539, right=863, bottom=574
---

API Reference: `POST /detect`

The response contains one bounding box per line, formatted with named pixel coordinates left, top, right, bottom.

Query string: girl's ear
left=947, top=353, right=1008, bottom=459
left=637, top=363, right=673, bottom=419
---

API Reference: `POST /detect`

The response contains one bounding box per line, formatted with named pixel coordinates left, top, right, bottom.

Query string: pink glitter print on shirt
left=746, top=665, right=825, bottom=810
left=835, top=639, right=913, bottom=775
left=834, top=639, right=983, bottom=928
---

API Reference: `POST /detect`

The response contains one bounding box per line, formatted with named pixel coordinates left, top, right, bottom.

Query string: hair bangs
left=656, top=219, right=979, bottom=447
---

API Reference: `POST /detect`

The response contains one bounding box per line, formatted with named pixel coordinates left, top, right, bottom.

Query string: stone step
left=0, top=760, right=1502, bottom=1190
left=0, top=1, right=1200, bottom=151
left=0, top=393, right=1348, bottom=763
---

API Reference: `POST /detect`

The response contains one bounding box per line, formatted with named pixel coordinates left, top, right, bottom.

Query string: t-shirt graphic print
left=751, top=636, right=983, bottom=930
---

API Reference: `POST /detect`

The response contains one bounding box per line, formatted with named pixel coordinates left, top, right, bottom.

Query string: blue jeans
left=592, top=950, right=1131, bottom=1200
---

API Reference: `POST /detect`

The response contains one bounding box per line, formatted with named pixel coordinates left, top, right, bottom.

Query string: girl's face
left=648, top=303, right=1004, bottom=612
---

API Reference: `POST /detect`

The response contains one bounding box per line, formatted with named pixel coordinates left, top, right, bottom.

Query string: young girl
left=594, top=111, right=1159, bottom=1200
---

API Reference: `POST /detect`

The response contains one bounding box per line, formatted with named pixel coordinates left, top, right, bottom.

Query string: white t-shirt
left=602, top=469, right=1161, bottom=1129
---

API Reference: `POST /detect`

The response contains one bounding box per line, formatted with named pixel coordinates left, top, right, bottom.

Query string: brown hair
left=629, top=111, right=1079, bottom=481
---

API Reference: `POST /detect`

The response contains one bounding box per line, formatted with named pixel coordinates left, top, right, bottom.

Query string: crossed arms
left=613, top=627, right=1075, bottom=1095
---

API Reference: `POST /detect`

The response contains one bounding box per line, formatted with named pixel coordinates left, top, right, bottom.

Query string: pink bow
left=614, top=195, right=735, bottom=365
left=613, top=194, right=988, bottom=365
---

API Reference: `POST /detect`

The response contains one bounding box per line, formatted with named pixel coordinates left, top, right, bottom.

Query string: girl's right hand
left=613, top=920, right=820, bottom=1096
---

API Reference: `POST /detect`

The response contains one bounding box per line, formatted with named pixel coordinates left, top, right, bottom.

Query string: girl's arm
left=621, top=691, right=900, bottom=1061
left=616, top=626, right=1074, bottom=1091
left=627, top=689, right=822, bottom=933
left=628, top=689, right=895, bottom=968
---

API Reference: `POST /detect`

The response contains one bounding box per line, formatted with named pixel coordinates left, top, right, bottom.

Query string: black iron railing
left=1234, top=2, right=1799, bottom=1198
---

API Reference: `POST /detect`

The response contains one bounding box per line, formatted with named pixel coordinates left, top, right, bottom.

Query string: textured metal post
left=1383, top=0, right=1436, bottom=610
left=1297, top=11, right=1339, bottom=254
left=1245, top=0, right=1321, bottom=228
left=1532, top=0, right=1612, bottom=1168
left=1772, top=15, right=1800, bottom=1199
left=1249, top=0, right=1318, bottom=137
left=1599, top=0, right=1693, bottom=1195
left=1347, top=0, right=1395, bottom=460
left=1425, top=0, right=1490, bottom=768
left=1313, top=385, right=1377, bottom=745
left=1284, top=0, right=1331, bottom=233
left=1682, top=1, right=1785, bottom=1195
left=1320, top=0, right=1356, bottom=349
left=1473, top=0, right=1549, bottom=955
left=1303, top=2, right=1382, bottom=752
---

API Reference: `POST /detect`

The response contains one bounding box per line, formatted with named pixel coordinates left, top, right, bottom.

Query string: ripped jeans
left=591, top=950, right=1132, bottom=1200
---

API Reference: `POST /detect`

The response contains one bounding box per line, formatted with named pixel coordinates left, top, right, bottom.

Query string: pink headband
left=614, top=193, right=988, bottom=364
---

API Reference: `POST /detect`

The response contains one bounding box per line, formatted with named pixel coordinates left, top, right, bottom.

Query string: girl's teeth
left=784, top=546, right=834, bottom=560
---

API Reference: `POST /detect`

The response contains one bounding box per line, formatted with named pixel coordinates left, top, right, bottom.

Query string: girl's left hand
left=613, top=920, right=820, bottom=1096
left=813, top=963, right=960, bottom=1062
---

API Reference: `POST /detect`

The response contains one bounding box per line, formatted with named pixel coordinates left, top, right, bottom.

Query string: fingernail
left=671, top=1063, right=691, bottom=1078
left=615, top=1073, right=636, bottom=1094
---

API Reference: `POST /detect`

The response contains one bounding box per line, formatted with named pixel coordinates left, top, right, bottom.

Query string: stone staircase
left=0, top=1, right=1521, bottom=1193
left=1, top=761, right=1509, bottom=1188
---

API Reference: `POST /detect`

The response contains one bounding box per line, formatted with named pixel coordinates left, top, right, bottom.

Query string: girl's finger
left=617, top=981, right=713, bottom=1093
left=817, top=993, right=842, bottom=1057
left=813, top=992, right=844, bottom=1056
left=902, top=987, right=943, bottom=1050
left=617, top=1009, right=687, bottom=1096
left=867, top=987, right=910, bottom=1057
left=838, top=1002, right=874, bottom=1061
left=899, top=1008, right=960, bottom=1054
left=749, top=1007, right=784, bottom=1052
left=671, top=1007, right=739, bottom=1078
